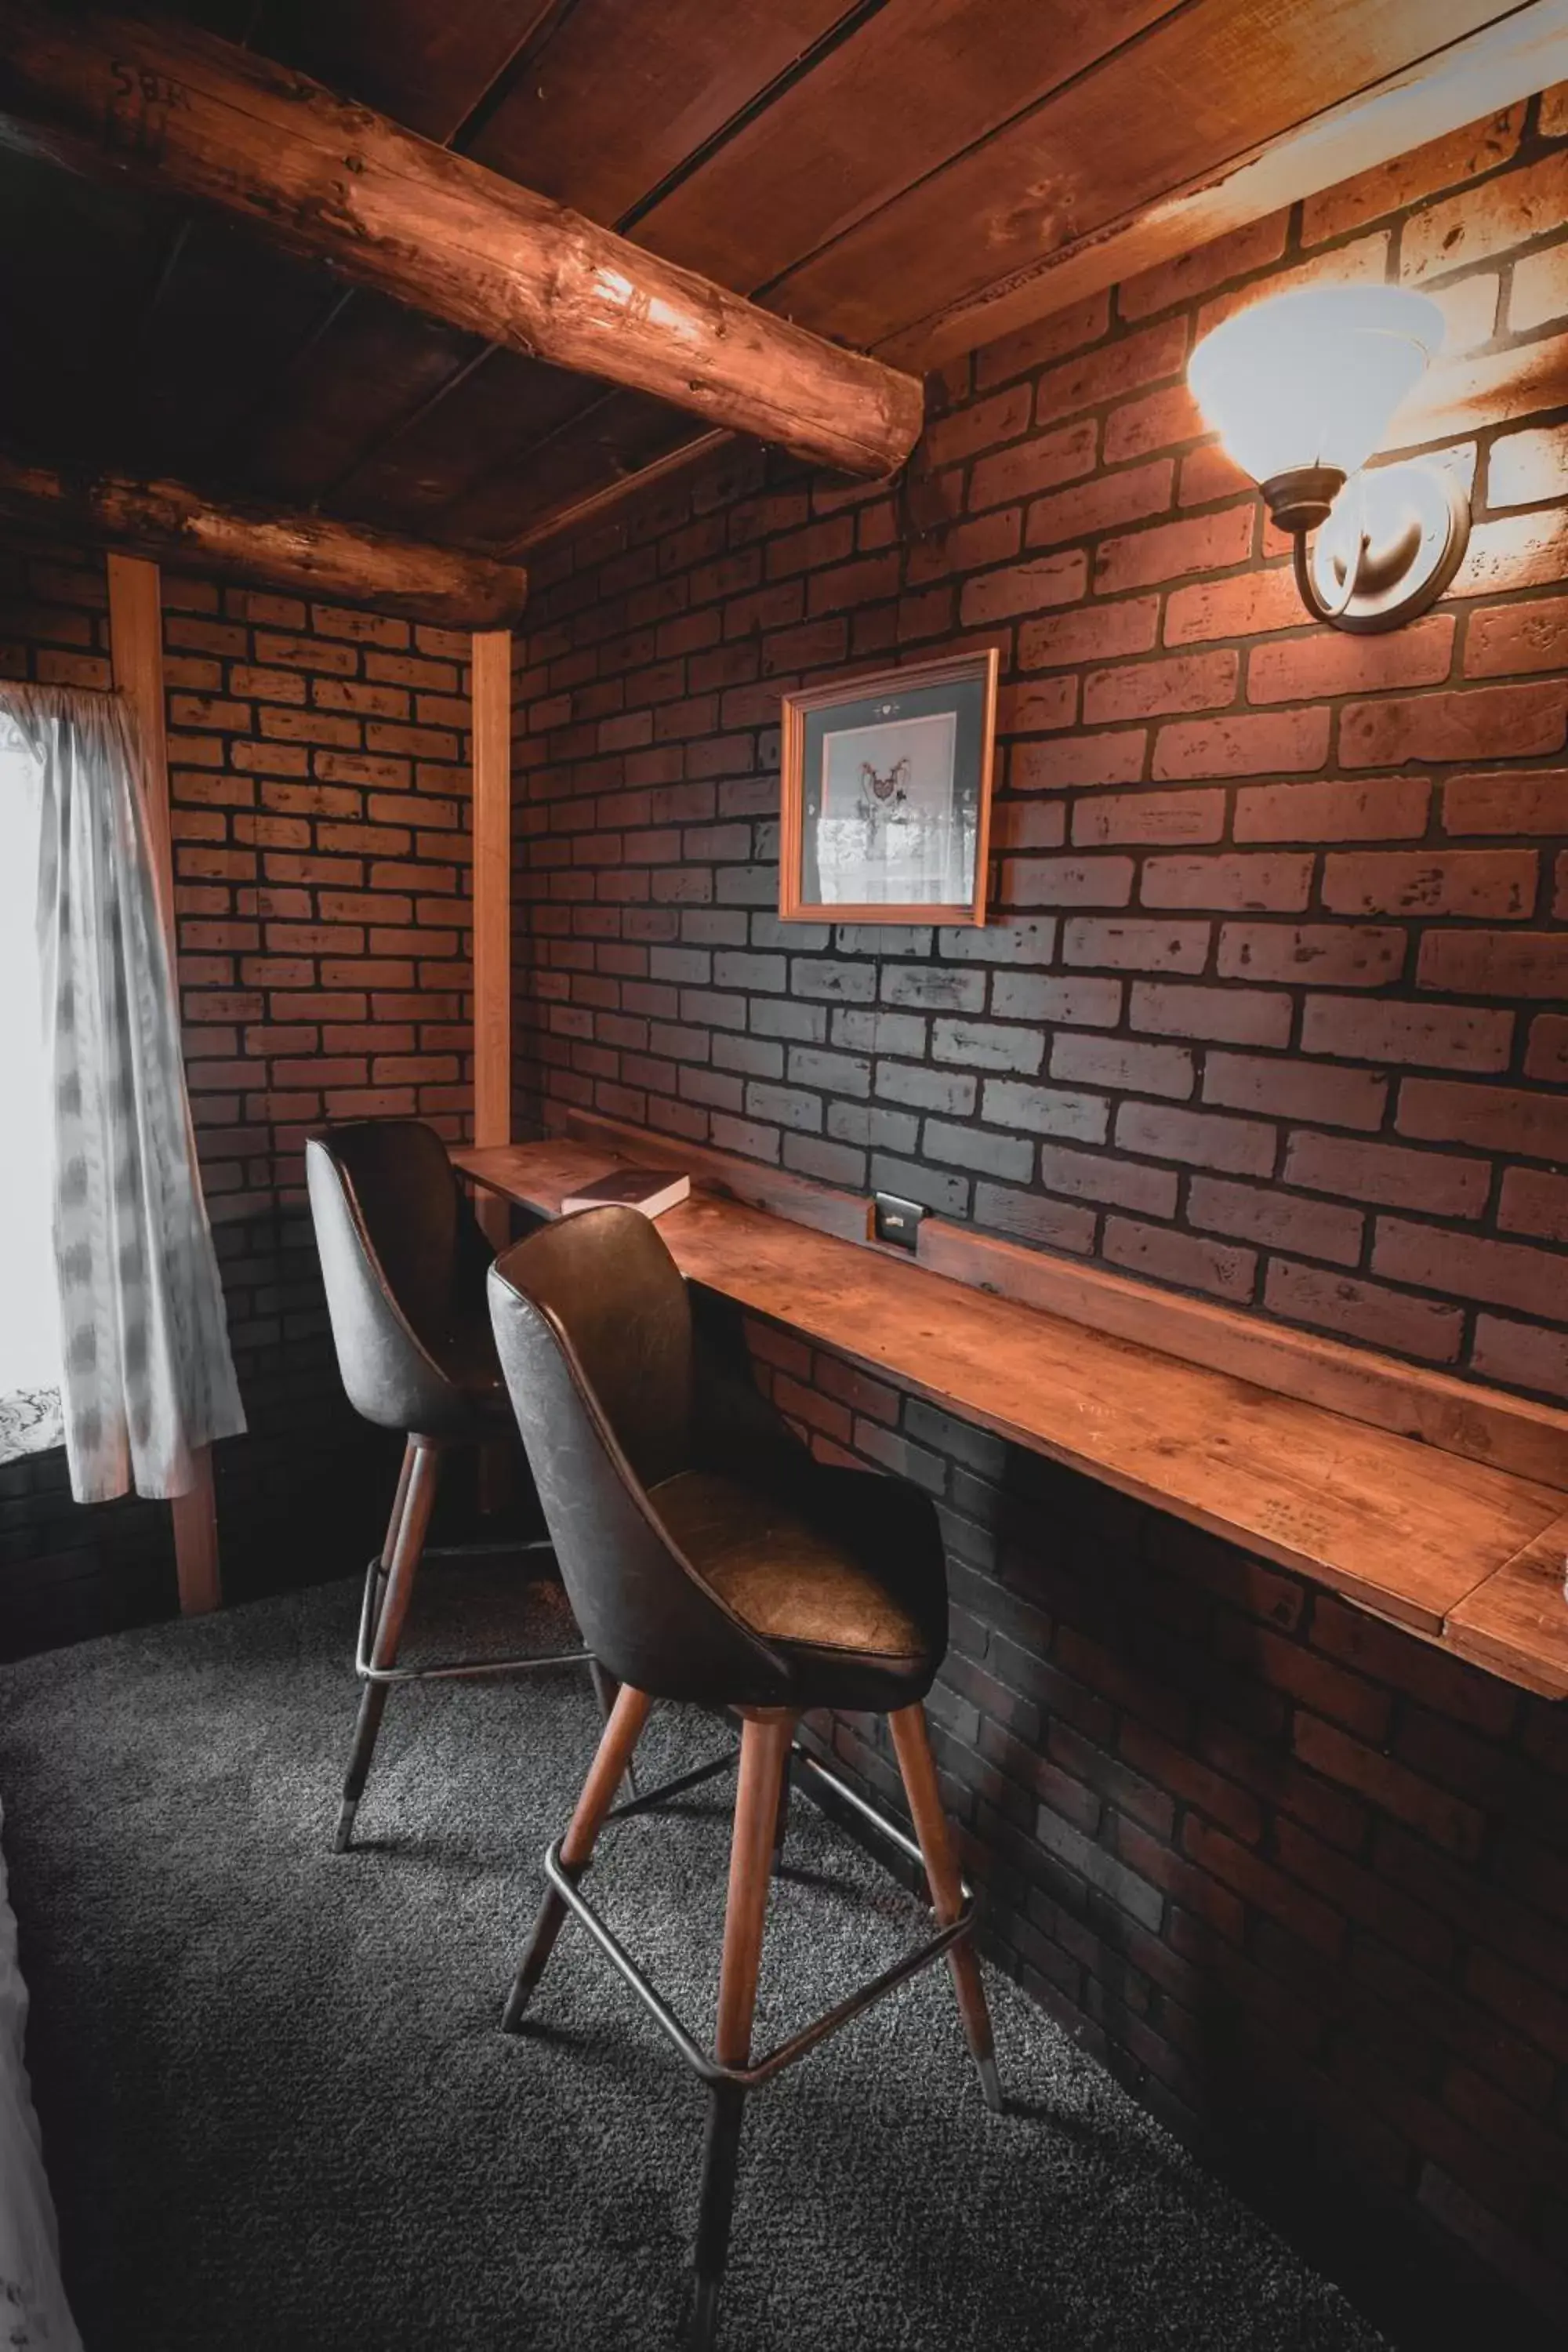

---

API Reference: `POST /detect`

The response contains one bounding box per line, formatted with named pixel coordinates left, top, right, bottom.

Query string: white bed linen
left=0, top=1798, right=82, bottom=2350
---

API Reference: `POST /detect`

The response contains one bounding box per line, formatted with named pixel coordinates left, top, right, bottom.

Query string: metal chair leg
left=501, top=1683, right=654, bottom=2030
left=688, top=1709, right=794, bottom=2347
left=888, top=1703, right=1002, bottom=2112
left=335, top=1440, right=441, bottom=1852
left=690, top=2084, right=746, bottom=2352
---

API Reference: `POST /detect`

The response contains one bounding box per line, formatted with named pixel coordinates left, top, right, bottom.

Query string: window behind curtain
left=0, top=720, right=62, bottom=1446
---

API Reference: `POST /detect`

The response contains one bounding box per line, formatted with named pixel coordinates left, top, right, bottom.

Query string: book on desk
left=559, top=1166, right=691, bottom=1220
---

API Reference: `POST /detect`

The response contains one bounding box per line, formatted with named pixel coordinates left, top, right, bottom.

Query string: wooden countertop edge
left=460, top=1129, right=1568, bottom=1703
left=1443, top=1512, right=1568, bottom=1697
left=550, top=1105, right=1568, bottom=1494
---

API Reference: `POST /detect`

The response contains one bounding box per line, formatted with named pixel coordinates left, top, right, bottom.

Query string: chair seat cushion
left=648, top=1469, right=942, bottom=1710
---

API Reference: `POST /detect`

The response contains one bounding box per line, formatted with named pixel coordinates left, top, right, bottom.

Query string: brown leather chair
left=307, top=1120, right=612, bottom=1853
left=486, top=1205, right=1000, bottom=2350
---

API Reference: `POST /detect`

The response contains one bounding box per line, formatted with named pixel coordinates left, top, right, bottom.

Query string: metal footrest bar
left=538, top=1733, right=978, bottom=2093
left=354, top=1548, right=590, bottom=1686
left=604, top=1744, right=741, bottom=1823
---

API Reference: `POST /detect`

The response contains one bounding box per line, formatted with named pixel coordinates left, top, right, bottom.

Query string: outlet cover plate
left=873, top=1190, right=926, bottom=1252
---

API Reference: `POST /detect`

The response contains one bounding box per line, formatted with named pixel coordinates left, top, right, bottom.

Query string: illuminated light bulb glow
left=1188, top=284, right=1444, bottom=489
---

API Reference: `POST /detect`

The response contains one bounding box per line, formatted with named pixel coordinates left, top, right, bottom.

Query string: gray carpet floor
left=0, top=1572, right=1388, bottom=2352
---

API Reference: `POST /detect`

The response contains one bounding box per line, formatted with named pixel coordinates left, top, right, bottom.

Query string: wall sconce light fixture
left=1189, top=285, right=1470, bottom=633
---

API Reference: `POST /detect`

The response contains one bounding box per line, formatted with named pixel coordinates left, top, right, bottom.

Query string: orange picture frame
left=779, top=648, right=999, bottom=927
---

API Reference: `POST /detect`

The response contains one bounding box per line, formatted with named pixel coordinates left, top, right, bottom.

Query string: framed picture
left=779, top=648, right=999, bottom=927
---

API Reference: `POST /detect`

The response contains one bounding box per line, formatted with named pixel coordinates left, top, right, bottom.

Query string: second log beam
left=0, top=456, right=528, bottom=627
left=0, top=3, right=924, bottom=481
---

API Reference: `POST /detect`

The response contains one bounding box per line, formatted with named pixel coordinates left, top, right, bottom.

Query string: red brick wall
left=0, top=535, right=477, bottom=1644
left=159, top=579, right=475, bottom=1214
left=510, top=100, right=1568, bottom=2337
left=514, top=96, right=1568, bottom=1406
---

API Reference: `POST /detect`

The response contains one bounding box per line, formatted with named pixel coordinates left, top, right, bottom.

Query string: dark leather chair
left=486, top=1205, right=1000, bottom=2350
left=307, top=1120, right=608, bottom=1853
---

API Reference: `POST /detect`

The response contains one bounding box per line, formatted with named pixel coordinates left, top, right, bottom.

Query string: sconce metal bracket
left=1294, top=461, right=1471, bottom=634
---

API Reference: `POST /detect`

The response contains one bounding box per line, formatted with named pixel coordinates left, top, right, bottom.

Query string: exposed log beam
left=881, top=0, right=1568, bottom=368
left=0, top=3, right=923, bottom=480
left=0, top=455, right=528, bottom=626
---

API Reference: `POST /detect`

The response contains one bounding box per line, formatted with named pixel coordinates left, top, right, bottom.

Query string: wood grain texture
left=633, top=0, right=1181, bottom=298
left=466, top=0, right=856, bottom=230
left=916, top=1220, right=1568, bottom=1494
left=560, top=1105, right=1568, bottom=1497
left=716, top=1711, right=795, bottom=2068
left=762, top=0, right=1531, bottom=354
left=455, top=1141, right=1568, bottom=1671
left=106, top=550, right=173, bottom=938
left=169, top=1457, right=222, bottom=1619
left=108, top=550, right=222, bottom=1617
left=471, top=630, right=512, bottom=1151
left=1445, top=1514, right=1568, bottom=1697
left=880, top=0, right=1568, bottom=367
left=888, top=1703, right=996, bottom=2073
left=6, top=454, right=528, bottom=625
left=560, top=1106, right=876, bottom=1245
left=0, top=2, right=923, bottom=477
left=560, top=1683, right=656, bottom=1867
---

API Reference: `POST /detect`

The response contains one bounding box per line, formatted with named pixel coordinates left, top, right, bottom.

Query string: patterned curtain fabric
left=0, top=685, right=245, bottom=1504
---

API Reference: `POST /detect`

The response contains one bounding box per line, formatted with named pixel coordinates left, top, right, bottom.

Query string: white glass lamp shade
left=1188, top=284, right=1444, bottom=489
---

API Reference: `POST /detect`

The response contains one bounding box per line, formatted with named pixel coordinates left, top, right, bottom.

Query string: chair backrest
left=487, top=1207, right=792, bottom=1706
left=306, top=1119, right=483, bottom=1434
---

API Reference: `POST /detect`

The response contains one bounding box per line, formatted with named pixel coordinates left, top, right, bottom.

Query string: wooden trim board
left=884, top=2, right=1568, bottom=368
left=470, top=630, right=512, bottom=1272
left=553, top=1105, right=1568, bottom=1492
left=457, top=1136, right=1568, bottom=1696
left=107, top=552, right=221, bottom=1617
left=471, top=630, right=512, bottom=1154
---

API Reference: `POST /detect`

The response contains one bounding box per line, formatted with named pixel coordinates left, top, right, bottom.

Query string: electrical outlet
left=873, top=1190, right=926, bottom=1252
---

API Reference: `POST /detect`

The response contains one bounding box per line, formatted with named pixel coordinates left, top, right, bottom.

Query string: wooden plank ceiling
left=0, top=0, right=1551, bottom=561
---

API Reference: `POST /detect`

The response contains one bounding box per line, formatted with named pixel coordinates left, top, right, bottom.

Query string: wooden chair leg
left=888, top=1702, right=1002, bottom=2112
left=501, top=1682, right=654, bottom=2030
left=690, top=1709, right=795, bottom=2352
left=363, top=1436, right=416, bottom=1653
left=587, top=1657, right=639, bottom=1798
left=334, top=1439, right=441, bottom=1853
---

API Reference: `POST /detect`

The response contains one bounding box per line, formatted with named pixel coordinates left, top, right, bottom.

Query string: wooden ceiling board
left=885, top=0, right=1568, bottom=367
left=329, top=351, right=593, bottom=537
left=630, top=0, right=1182, bottom=296
left=317, top=3, right=872, bottom=572
left=131, top=221, right=347, bottom=481
left=437, top=387, right=706, bottom=553
left=763, top=0, right=1533, bottom=350
left=107, top=0, right=560, bottom=541
left=235, top=294, right=485, bottom=505
left=218, top=0, right=561, bottom=144
left=0, top=146, right=172, bottom=464
left=466, top=0, right=864, bottom=227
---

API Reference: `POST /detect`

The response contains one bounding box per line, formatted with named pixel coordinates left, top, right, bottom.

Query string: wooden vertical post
left=471, top=630, right=514, bottom=1513
left=471, top=629, right=512, bottom=1236
left=107, top=551, right=221, bottom=1617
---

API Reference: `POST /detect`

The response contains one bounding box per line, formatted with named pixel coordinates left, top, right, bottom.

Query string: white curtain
left=0, top=685, right=245, bottom=1504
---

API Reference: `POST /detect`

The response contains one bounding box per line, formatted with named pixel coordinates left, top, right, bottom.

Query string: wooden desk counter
left=456, top=1138, right=1568, bottom=1699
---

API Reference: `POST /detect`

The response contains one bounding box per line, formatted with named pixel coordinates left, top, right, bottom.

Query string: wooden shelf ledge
left=455, top=1126, right=1568, bottom=1700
